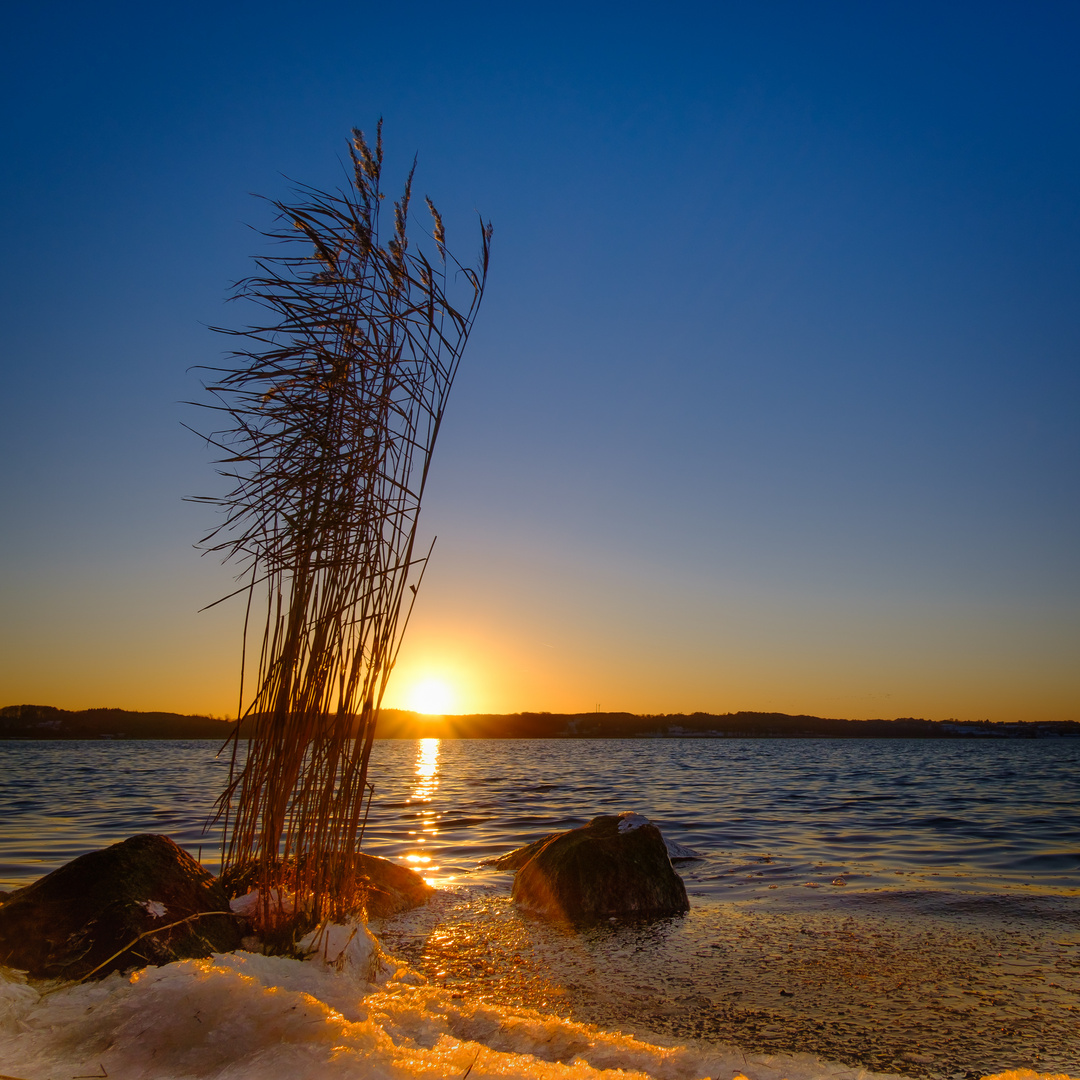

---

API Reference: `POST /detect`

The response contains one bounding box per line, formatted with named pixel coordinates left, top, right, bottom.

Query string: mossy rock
left=509, top=812, right=689, bottom=922
left=0, top=834, right=242, bottom=980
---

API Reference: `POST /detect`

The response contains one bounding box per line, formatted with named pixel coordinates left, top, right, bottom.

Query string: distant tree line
left=374, top=710, right=1080, bottom=739
left=3, top=704, right=1077, bottom=740
left=0, top=704, right=234, bottom=740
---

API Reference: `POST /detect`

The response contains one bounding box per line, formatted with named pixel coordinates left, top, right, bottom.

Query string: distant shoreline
left=2, top=703, right=1077, bottom=741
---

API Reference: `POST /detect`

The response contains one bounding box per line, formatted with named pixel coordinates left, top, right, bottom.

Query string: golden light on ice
left=408, top=677, right=454, bottom=714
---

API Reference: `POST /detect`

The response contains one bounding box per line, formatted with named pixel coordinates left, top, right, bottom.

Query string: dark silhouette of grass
left=189, top=121, right=490, bottom=926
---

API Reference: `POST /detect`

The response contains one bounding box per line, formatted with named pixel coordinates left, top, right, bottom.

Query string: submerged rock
left=0, top=834, right=242, bottom=980
left=507, top=812, right=690, bottom=922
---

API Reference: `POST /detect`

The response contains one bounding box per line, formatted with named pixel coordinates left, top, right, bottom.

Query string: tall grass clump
left=192, top=122, right=490, bottom=929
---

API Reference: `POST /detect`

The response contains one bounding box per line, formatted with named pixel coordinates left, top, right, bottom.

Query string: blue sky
left=1, top=2, right=1077, bottom=720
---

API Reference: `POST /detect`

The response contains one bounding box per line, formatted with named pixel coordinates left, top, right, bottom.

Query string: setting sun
left=407, top=677, right=455, bottom=715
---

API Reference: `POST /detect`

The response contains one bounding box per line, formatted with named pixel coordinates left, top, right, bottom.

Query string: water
left=4, top=738, right=1079, bottom=897
left=355, top=737, right=1080, bottom=899
left=2, top=737, right=1079, bottom=1079
left=0, top=740, right=233, bottom=887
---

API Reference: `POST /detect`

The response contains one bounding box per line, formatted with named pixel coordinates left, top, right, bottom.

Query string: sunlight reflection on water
left=403, top=737, right=443, bottom=884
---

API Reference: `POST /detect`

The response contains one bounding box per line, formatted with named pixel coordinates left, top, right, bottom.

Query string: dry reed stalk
left=191, top=122, right=490, bottom=928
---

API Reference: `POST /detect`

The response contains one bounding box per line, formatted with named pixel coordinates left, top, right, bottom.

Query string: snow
left=617, top=813, right=650, bottom=833
left=2, top=924, right=1075, bottom=1080
left=229, top=888, right=296, bottom=919
left=1, top=931, right=918, bottom=1080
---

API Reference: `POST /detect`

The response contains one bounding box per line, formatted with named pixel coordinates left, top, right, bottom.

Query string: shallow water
left=2, top=737, right=1079, bottom=1077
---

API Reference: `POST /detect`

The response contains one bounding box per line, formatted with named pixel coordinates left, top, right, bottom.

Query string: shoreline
left=5, top=872, right=1076, bottom=1079
left=372, top=874, right=1080, bottom=1078
left=3, top=735, right=1078, bottom=1077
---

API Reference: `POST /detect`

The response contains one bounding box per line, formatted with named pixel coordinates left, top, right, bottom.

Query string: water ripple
left=1, top=737, right=1078, bottom=900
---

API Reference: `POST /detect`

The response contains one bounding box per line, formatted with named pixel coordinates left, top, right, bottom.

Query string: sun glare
left=408, top=678, right=454, bottom=715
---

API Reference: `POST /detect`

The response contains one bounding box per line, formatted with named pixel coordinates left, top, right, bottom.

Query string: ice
left=229, top=887, right=296, bottom=919
left=295, top=919, right=416, bottom=985
left=2, top=937, right=1075, bottom=1080
left=0, top=948, right=898, bottom=1080
left=980, top=1074, right=1078, bottom=1080
left=663, top=838, right=702, bottom=860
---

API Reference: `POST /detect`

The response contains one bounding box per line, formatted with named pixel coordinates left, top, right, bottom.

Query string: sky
left=1, top=2, right=1077, bottom=723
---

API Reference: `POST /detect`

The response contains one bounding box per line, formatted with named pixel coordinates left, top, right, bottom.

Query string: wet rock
left=492, top=813, right=700, bottom=869
left=490, top=831, right=562, bottom=871
left=507, top=812, right=689, bottom=922
left=221, top=852, right=433, bottom=923
left=0, top=834, right=242, bottom=980
left=354, top=852, right=434, bottom=918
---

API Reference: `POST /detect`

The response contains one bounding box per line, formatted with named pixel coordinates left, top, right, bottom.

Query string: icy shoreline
left=0, top=934, right=901, bottom=1080
left=4, top=739, right=1079, bottom=1078
left=2, top=921, right=1075, bottom=1080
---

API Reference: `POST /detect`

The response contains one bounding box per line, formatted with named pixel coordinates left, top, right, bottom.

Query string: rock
left=492, top=815, right=701, bottom=869
left=490, top=831, right=563, bottom=871
left=0, top=834, right=242, bottom=980
left=221, top=852, right=433, bottom=924
left=354, top=852, right=434, bottom=918
left=508, top=812, right=689, bottom=922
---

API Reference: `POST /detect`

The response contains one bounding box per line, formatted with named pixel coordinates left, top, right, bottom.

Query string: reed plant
left=192, top=123, right=490, bottom=929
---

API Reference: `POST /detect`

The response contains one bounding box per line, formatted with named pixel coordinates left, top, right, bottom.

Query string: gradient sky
left=1, top=2, right=1077, bottom=722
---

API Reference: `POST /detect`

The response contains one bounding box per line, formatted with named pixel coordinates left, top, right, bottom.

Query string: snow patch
left=0, top=966, right=38, bottom=1036
left=296, top=920, right=414, bottom=984
left=3, top=943, right=1075, bottom=1080
left=0, top=956, right=922, bottom=1080
left=229, top=887, right=295, bottom=920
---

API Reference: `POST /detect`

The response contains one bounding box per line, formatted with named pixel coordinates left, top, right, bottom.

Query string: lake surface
left=2, top=737, right=1079, bottom=1078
